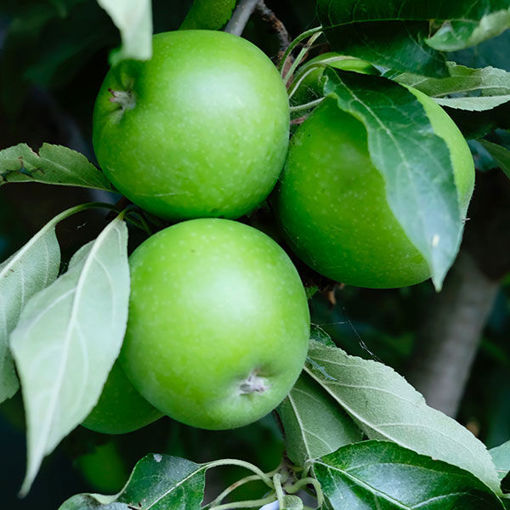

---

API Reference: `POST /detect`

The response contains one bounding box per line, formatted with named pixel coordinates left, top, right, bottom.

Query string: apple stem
left=239, top=372, right=269, bottom=394
left=108, top=88, right=136, bottom=111
left=289, top=97, right=324, bottom=113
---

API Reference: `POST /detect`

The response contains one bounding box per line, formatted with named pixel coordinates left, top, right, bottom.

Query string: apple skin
left=82, top=361, right=163, bottom=435
left=276, top=90, right=475, bottom=289
left=120, top=219, right=310, bottom=430
left=93, top=30, right=290, bottom=221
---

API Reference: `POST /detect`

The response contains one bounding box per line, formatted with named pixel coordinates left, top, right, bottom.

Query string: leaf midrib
left=32, top=218, right=121, bottom=479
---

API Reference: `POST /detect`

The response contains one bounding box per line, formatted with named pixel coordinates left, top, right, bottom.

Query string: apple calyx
left=108, top=88, right=136, bottom=111
left=239, top=371, right=269, bottom=395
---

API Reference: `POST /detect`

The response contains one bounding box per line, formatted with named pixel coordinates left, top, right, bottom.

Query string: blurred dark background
left=1, top=1, right=509, bottom=508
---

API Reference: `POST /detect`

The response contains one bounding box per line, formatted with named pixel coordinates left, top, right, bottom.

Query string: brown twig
left=290, top=116, right=308, bottom=126
left=255, top=1, right=291, bottom=59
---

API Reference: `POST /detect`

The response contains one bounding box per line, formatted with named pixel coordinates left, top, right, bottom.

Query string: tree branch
left=406, top=250, right=499, bottom=417
left=406, top=170, right=510, bottom=417
left=255, top=2, right=290, bottom=54
left=224, top=0, right=260, bottom=36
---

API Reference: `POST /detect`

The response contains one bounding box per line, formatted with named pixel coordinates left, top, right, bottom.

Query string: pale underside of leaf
left=392, top=63, right=510, bottom=113
left=394, top=64, right=510, bottom=95
left=96, top=0, right=153, bottom=64
left=435, top=95, right=510, bottom=111
left=490, top=440, right=510, bottom=481
left=278, top=373, right=362, bottom=466
left=427, top=8, right=510, bottom=51
left=287, top=387, right=334, bottom=458
left=304, top=341, right=501, bottom=494
left=11, top=216, right=129, bottom=495
left=0, top=213, right=62, bottom=403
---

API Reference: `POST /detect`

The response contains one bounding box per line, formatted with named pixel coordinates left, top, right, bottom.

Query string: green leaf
left=96, top=0, right=152, bottom=64
left=305, top=341, right=501, bottom=494
left=435, top=96, right=510, bottom=111
left=318, top=18, right=447, bottom=77
left=322, top=70, right=463, bottom=290
left=392, top=63, right=510, bottom=112
left=180, top=0, right=237, bottom=30
left=0, top=213, right=62, bottom=403
left=11, top=216, right=130, bottom=495
left=0, top=204, right=95, bottom=405
left=392, top=63, right=510, bottom=96
left=59, top=454, right=206, bottom=509
left=427, top=7, right=510, bottom=52
left=314, top=441, right=505, bottom=509
left=490, top=440, right=510, bottom=481
left=317, top=0, right=510, bottom=76
left=0, top=143, right=113, bottom=191
left=278, top=372, right=362, bottom=466
left=480, top=140, right=510, bottom=179
left=310, top=324, right=336, bottom=347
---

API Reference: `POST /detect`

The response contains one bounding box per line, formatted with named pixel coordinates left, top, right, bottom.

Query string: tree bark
left=406, top=170, right=510, bottom=417
left=224, top=0, right=260, bottom=36
left=406, top=251, right=499, bottom=416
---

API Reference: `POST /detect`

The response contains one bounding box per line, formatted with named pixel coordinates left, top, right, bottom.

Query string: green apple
left=276, top=90, right=475, bottom=289
left=82, top=361, right=163, bottom=435
left=120, top=219, right=310, bottom=430
left=93, top=30, right=290, bottom=221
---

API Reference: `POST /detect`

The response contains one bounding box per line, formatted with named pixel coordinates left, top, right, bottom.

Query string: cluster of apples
left=83, top=29, right=474, bottom=434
